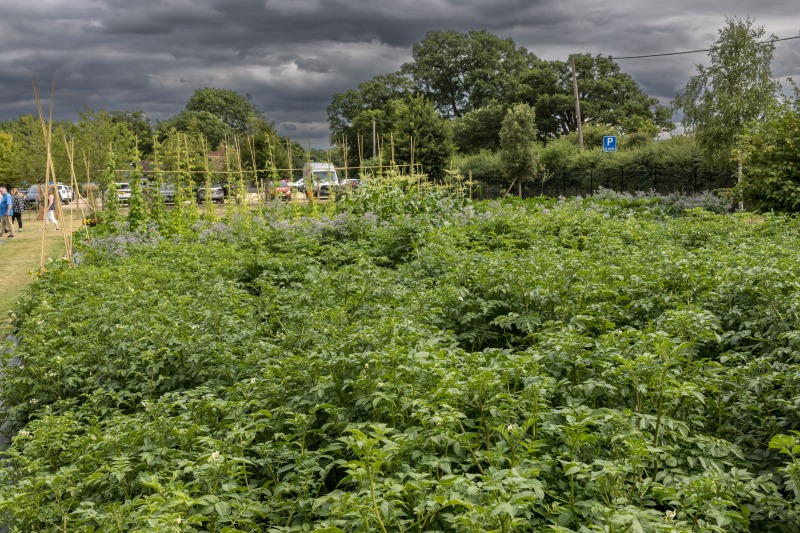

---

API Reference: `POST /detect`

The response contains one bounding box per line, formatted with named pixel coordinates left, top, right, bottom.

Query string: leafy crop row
left=2, top=193, right=800, bottom=531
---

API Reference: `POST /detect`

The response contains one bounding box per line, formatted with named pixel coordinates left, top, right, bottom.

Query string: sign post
left=603, top=135, right=617, bottom=152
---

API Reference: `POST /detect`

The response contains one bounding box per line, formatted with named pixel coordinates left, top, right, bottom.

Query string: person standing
left=45, top=189, right=60, bottom=231
left=10, top=188, right=24, bottom=232
left=0, top=187, right=14, bottom=238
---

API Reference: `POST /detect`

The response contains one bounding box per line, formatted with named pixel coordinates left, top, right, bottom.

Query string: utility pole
left=372, top=116, right=376, bottom=159
left=570, top=55, right=584, bottom=150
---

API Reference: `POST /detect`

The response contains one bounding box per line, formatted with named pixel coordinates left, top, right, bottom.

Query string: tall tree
left=75, top=109, right=136, bottom=187
left=109, top=110, right=154, bottom=156
left=532, top=55, right=672, bottom=140
left=1, top=115, right=75, bottom=185
left=402, top=29, right=540, bottom=118
left=389, top=95, right=453, bottom=180
left=673, top=17, right=780, bottom=180
left=0, top=132, right=16, bottom=184
left=156, top=111, right=230, bottom=151
left=739, top=87, right=800, bottom=211
left=452, top=102, right=507, bottom=154
left=185, top=88, right=263, bottom=134
left=327, top=73, right=414, bottom=165
left=499, top=103, right=537, bottom=194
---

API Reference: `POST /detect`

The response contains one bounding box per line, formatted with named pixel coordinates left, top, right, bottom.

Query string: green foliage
left=0, top=115, right=74, bottom=186
left=533, top=54, right=673, bottom=140
left=402, top=29, right=540, bottom=118
left=109, top=110, right=154, bottom=156
left=157, top=110, right=231, bottom=151
left=673, top=17, right=780, bottom=163
left=5, top=192, right=800, bottom=531
left=451, top=149, right=503, bottom=183
left=127, top=149, right=148, bottom=232
left=499, top=103, right=537, bottom=188
left=0, top=110, right=141, bottom=188
left=330, top=31, right=669, bottom=157
left=0, top=131, right=15, bottom=181
left=103, top=152, right=120, bottom=223
left=388, top=95, right=453, bottom=180
left=452, top=102, right=506, bottom=153
left=76, top=108, right=137, bottom=189
left=739, top=94, right=800, bottom=211
left=185, top=88, right=263, bottom=134
left=327, top=74, right=415, bottom=168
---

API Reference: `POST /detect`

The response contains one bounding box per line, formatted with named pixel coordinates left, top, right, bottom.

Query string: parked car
left=341, top=178, right=360, bottom=191
left=197, top=184, right=225, bottom=204
left=25, top=184, right=71, bottom=207
left=268, top=180, right=293, bottom=200
left=24, top=187, right=39, bottom=208
left=157, top=184, right=176, bottom=204
left=114, top=182, right=132, bottom=203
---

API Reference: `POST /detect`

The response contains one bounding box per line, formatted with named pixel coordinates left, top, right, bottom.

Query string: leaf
left=214, top=501, right=231, bottom=517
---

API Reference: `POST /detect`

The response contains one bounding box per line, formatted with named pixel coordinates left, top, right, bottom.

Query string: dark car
left=157, top=184, right=176, bottom=204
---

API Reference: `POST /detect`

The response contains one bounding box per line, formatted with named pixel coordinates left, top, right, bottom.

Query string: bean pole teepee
left=32, top=81, right=73, bottom=270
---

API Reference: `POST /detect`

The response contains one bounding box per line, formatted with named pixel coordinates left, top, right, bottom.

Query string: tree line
left=327, top=18, right=799, bottom=211
left=0, top=88, right=320, bottom=192
left=0, top=17, right=797, bottom=211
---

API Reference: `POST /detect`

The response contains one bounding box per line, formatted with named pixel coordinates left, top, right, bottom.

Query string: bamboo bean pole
left=200, top=136, right=212, bottom=217
left=357, top=134, right=364, bottom=176
left=33, top=81, right=59, bottom=270
left=223, top=137, right=233, bottom=215
left=248, top=135, right=263, bottom=204
left=61, top=136, right=81, bottom=262
left=183, top=133, right=198, bottom=217
left=235, top=136, right=247, bottom=209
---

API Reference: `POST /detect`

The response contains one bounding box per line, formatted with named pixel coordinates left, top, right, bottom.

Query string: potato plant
left=1, top=190, right=799, bottom=532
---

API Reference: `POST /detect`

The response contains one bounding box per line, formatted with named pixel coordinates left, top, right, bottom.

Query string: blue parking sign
left=603, top=135, right=617, bottom=152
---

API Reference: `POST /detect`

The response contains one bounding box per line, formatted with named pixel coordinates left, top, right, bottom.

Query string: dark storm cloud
left=0, top=0, right=797, bottom=147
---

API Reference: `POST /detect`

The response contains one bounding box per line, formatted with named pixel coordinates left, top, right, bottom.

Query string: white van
left=114, top=183, right=132, bottom=203
left=302, top=162, right=339, bottom=197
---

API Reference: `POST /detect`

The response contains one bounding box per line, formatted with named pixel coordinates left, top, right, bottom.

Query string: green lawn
left=0, top=206, right=87, bottom=334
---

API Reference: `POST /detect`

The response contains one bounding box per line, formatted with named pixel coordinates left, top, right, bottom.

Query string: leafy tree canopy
left=740, top=87, right=800, bottom=211
left=330, top=30, right=672, bottom=157
left=673, top=17, right=780, bottom=162
left=108, top=110, right=154, bottom=156
left=388, top=94, right=453, bottom=179
left=499, top=103, right=537, bottom=187
left=327, top=73, right=415, bottom=166
left=532, top=54, right=673, bottom=140
left=402, top=29, right=541, bottom=118
left=0, top=132, right=16, bottom=182
left=453, top=102, right=507, bottom=154
left=185, top=87, right=264, bottom=134
left=157, top=110, right=230, bottom=152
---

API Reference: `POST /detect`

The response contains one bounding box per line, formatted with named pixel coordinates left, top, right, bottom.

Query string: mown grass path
left=0, top=208, right=85, bottom=335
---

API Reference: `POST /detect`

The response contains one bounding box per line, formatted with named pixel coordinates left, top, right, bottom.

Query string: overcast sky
left=1, top=0, right=798, bottom=147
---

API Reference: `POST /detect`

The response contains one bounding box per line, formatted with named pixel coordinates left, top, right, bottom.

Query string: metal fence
left=470, top=167, right=736, bottom=200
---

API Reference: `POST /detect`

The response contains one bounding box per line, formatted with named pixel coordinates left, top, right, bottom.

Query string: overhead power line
left=611, top=34, right=800, bottom=60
